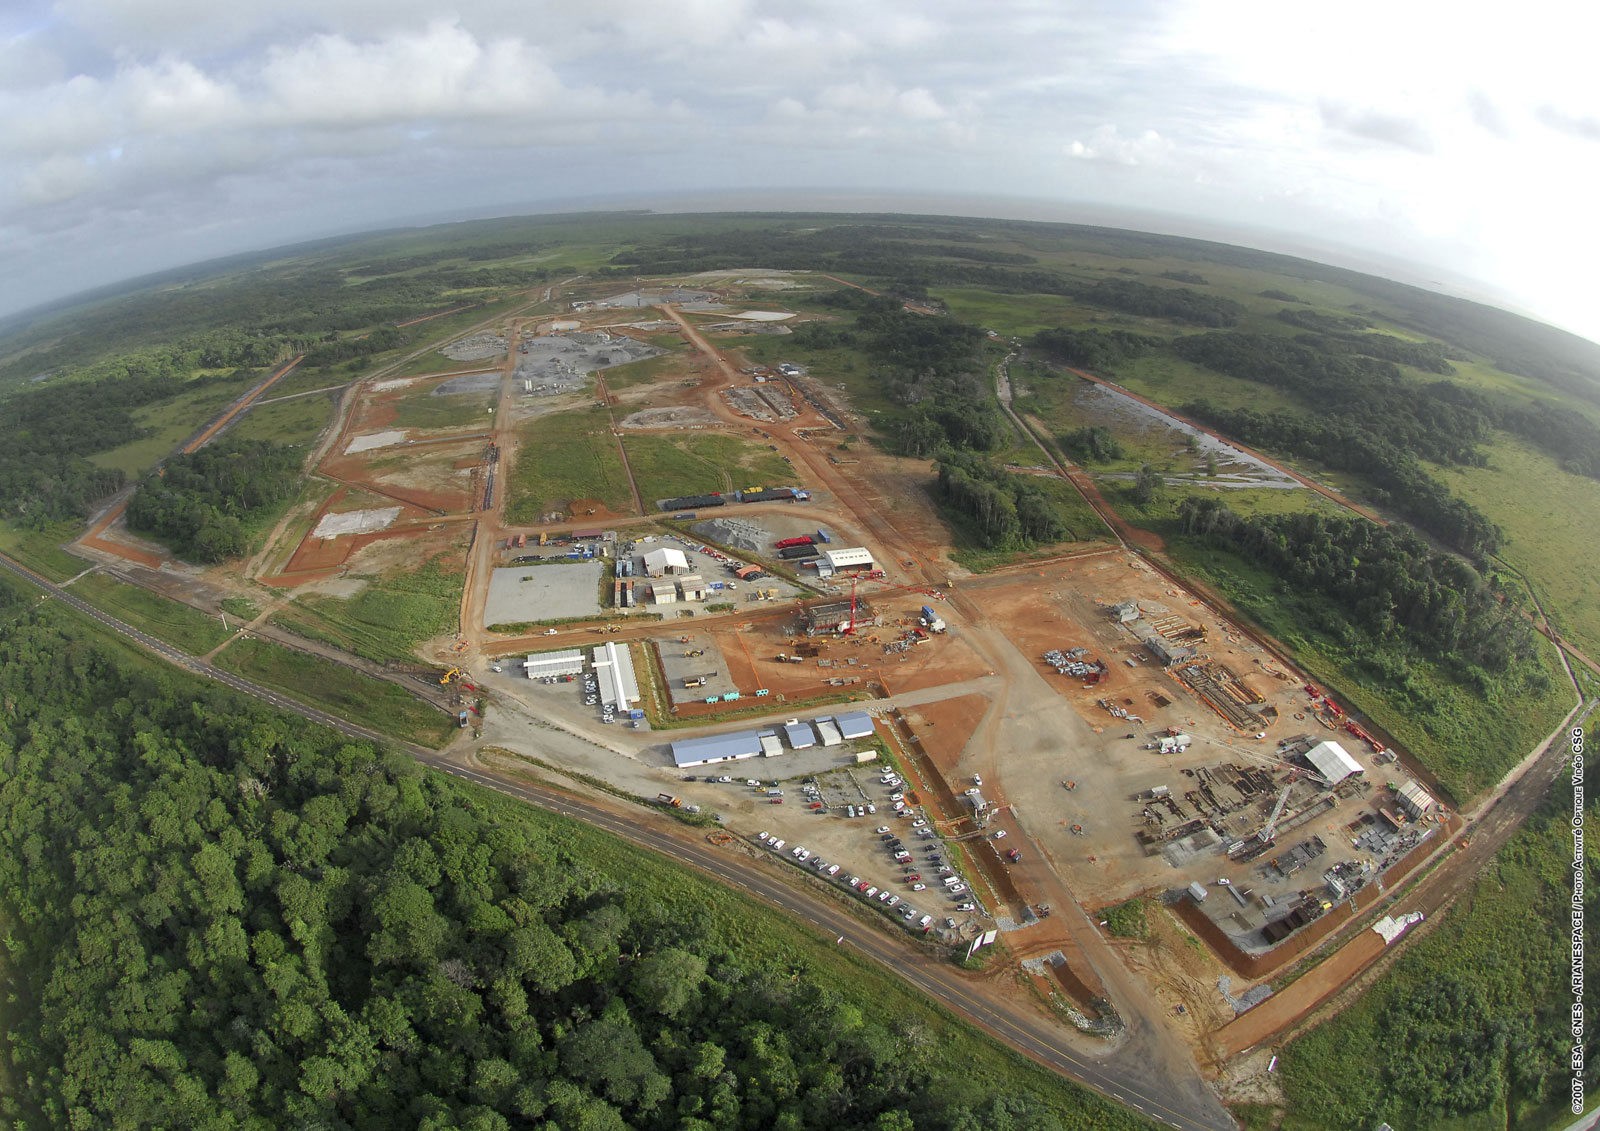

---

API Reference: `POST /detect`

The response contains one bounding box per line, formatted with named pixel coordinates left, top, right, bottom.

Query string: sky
left=3, top=0, right=1599, bottom=341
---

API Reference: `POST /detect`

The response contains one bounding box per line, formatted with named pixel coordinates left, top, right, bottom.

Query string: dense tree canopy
left=1176, top=498, right=1534, bottom=674
left=126, top=435, right=302, bottom=562
left=0, top=581, right=1135, bottom=1131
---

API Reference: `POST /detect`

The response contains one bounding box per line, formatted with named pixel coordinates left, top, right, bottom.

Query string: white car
left=875, top=826, right=892, bottom=834
left=826, top=864, right=841, bottom=876
left=955, top=902, right=975, bottom=911
left=911, top=883, right=926, bottom=891
left=945, top=918, right=957, bottom=929
left=770, top=839, right=785, bottom=851
left=864, top=887, right=877, bottom=898
left=885, top=895, right=900, bottom=907
left=490, top=664, right=502, bottom=673
left=991, top=830, right=1007, bottom=839
left=544, top=628, right=558, bottom=635
left=972, top=774, right=982, bottom=786
left=757, top=832, right=771, bottom=843
left=889, top=792, right=904, bottom=802
left=792, top=846, right=810, bottom=861
left=911, top=819, right=927, bottom=828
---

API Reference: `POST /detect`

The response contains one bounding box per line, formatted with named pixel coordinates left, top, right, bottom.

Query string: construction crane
left=841, top=576, right=860, bottom=636
left=1259, top=782, right=1294, bottom=842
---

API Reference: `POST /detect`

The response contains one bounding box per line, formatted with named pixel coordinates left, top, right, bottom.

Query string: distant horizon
left=2, top=191, right=1584, bottom=350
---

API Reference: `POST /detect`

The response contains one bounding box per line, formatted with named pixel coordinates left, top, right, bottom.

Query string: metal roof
left=783, top=721, right=816, bottom=748
left=836, top=710, right=874, bottom=739
left=670, top=731, right=764, bottom=767
left=823, top=547, right=874, bottom=568
left=1306, top=740, right=1363, bottom=783
left=814, top=718, right=844, bottom=746
left=590, top=641, right=639, bottom=709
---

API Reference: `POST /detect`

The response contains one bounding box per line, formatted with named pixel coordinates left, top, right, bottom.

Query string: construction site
left=50, top=267, right=1529, bottom=1131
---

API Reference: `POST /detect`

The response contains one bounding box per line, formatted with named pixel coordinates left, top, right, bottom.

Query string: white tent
left=1305, top=740, right=1363, bottom=784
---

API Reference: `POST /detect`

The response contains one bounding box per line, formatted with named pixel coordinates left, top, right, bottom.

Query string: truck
left=774, top=536, right=814, bottom=549
left=683, top=676, right=707, bottom=689
left=656, top=794, right=683, bottom=808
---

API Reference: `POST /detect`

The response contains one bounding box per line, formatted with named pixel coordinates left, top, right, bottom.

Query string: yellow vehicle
left=439, top=668, right=461, bottom=684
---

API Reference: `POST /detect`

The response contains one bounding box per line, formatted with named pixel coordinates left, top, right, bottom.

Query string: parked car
left=911, top=883, right=926, bottom=891
left=991, top=830, right=1007, bottom=839
left=945, top=918, right=957, bottom=929
left=955, top=902, right=975, bottom=912
left=875, top=826, right=891, bottom=834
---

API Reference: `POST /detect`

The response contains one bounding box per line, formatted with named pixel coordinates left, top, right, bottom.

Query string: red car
left=1007, top=849, right=1022, bottom=862
left=905, top=873, right=921, bottom=882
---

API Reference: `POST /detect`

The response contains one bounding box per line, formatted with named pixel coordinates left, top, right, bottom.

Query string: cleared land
left=505, top=408, right=635, bottom=523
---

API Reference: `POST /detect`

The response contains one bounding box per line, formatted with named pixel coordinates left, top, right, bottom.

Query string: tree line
left=0, top=372, right=196, bottom=526
left=0, top=578, right=1135, bottom=1131
left=1176, top=497, right=1535, bottom=674
left=125, top=435, right=302, bottom=562
left=934, top=450, right=1069, bottom=548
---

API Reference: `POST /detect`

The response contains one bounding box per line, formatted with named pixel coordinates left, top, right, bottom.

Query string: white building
left=650, top=582, right=678, bottom=605
left=1397, top=780, right=1435, bottom=819
left=822, top=547, right=874, bottom=572
left=814, top=718, right=844, bottom=746
left=589, top=641, right=640, bottom=711
left=523, top=649, right=584, bottom=678
left=643, top=547, right=689, bottom=577
left=1305, top=740, right=1363, bottom=785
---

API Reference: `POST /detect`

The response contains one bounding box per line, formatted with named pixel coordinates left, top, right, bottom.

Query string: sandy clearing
left=728, top=310, right=796, bottom=321
left=371, top=377, right=423, bottom=393
left=312, top=507, right=402, bottom=538
left=346, top=430, right=408, bottom=454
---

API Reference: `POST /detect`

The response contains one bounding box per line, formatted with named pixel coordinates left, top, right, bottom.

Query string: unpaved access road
left=0, top=546, right=1234, bottom=1131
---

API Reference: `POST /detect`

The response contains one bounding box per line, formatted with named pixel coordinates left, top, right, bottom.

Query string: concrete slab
left=484, top=561, right=605, bottom=627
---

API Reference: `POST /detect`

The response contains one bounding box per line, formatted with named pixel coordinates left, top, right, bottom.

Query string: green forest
left=125, top=435, right=303, bottom=562
left=0, top=576, right=1146, bottom=1131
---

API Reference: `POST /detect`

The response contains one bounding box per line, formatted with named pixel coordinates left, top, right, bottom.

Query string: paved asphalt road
left=0, top=551, right=1232, bottom=1131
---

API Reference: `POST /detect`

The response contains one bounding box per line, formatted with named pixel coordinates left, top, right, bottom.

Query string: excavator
left=439, top=668, right=461, bottom=685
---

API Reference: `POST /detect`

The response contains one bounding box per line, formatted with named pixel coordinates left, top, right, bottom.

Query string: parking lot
left=696, top=761, right=989, bottom=944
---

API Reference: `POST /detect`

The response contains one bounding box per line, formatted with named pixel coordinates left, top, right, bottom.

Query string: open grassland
left=623, top=433, right=795, bottom=503
left=235, top=389, right=337, bottom=447
left=213, top=635, right=457, bottom=747
left=388, top=351, right=503, bottom=378
left=70, top=572, right=233, bottom=655
left=274, top=555, right=463, bottom=663
left=87, top=377, right=256, bottom=478
left=471, top=759, right=1155, bottom=1131
left=1437, top=435, right=1600, bottom=660
left=387, top=388, right=497, bottom=431
left=1161, top=539, right=1571, bottom=803
left=0, top=522, right=91, bottom=581
left=1277, top=799, right=1583, bottom=1131
left=505, top=408, right=634, bottom=523
left=262, top=365, right=351, bottom=399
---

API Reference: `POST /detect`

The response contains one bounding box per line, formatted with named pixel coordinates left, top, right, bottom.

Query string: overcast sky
left=4, top=0, right=1599, bottom=341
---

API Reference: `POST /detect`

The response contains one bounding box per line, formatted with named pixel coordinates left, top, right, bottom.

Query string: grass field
left=387, top=351, right=503, bottom=378
left=1161, top=539, right=1572, bottom=803
left=69, top=573, right=233, bottom=655
left=213, top=635, right=457, bottom=747
left=234, top=389, right=337, bottom=446
left=622, top=433, right=795, bottom=503
left=1437, top=435, right=1600, bottom=661
left=947, top=473, right=1115, bottom=572
left=261, top=365, right=352, bottom=400
left=387, top=388, right=497, bottom=431
left=461, top=762, right=1155, bottom=1131
left=0, top=522, right=91, bottom=581
left=276, top=554, right=464, bottom=663
left=505, top=408, right=634, bottom=523
left=87, top=378, right=257, bottom=478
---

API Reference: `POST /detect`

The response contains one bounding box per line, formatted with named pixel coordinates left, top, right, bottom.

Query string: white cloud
left=1067, top=125, right=1174, bottom=167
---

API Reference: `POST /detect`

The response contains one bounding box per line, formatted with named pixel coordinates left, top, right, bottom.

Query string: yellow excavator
left=439, top=668, right=461, bottom=685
